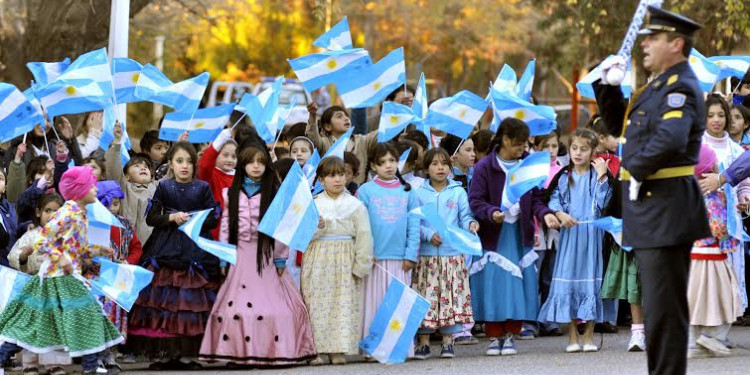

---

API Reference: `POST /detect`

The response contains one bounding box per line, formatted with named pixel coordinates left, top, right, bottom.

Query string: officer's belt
left=620, top=165, right=695, bottom=181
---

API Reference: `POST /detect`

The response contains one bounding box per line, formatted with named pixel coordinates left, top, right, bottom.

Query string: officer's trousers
left=635, top=244, right=692, bottom=375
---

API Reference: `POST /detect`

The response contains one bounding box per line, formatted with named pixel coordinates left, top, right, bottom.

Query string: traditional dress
left=127, top=179, right=220, bottom=359
left=538, top=168, right=612, bottom=323
left=200, top=189, right=317, bottom=365
left=301, top=192, right=373, bottom=355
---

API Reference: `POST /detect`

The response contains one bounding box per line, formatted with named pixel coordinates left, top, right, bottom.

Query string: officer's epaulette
left=667, top=74, right=679, bottom=86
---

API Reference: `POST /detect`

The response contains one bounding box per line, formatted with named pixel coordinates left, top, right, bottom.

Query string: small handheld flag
left=111, top=57, right=144, bottom=103
left=134, top=64, right=209, bottom=113
left=412, top=72, right=429, bottom=122
left=82, top=258, right=154, bottom=311
left=688, top=49, right=721, bottom=94
left=313, top=17, right=353, bottom=51
left=0, top=265, right=31, bottom=312
left=289, top=49, right=372, bottom=92
left=586, top=216, right=632, bottom=251
left=410, top=202, right=482, bottom=256
left=56, top=48, right=113, bottom=96
left=501, top=151, right=551, bottom=211
left=26, top=58, right=71, bottom=86
left=237, top=77, right=283, bottom=143
left=322, top=127, right=353, bottom=160
left=36, top=79, right=111, bottom=119
left=398, top=147, right=411, bottom=174
left=490, top=88, right=557, bottom=136
left=338, top=47, right=406, bottom=109
left=490, top=64, right=518, bottom=95
left=159, top=104, right=235, bottom=143
left=576, top=57, right=633, bottom=100
left=378, top=102, right=416, bottom=142
left=0, top=83, right=44, bottom=143
left=708, top=55, right=750, bottom=81
left=303, top=149, right=322, bottom=188
left=514, top=59, right=536, bottom=102
left=425, top=90, right=487, bottom=139
left=179, top=209, right=238, bottom=264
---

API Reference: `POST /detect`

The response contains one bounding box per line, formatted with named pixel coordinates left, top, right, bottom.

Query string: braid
left=395, top=170, right=411, bottom=191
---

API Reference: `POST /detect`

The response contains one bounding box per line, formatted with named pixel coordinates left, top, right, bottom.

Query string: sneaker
left=696, top=334, right=731, bottom=356
left=472, top=324, right=487, bottom=338
left=440, top=343, right=455, bottom=358
left=518, top=329, right=535, bottom=340
left=486, top=338, right=502, bottom=356
left=582, top=344, right=599, bottom=352
left=48, top=366, right=67, bottom=375
left=628, top=330, right=646, bottom=352
left=454, top=335, right=479, bottom=345
left=501, top=334, right=517, bottom=356
left=414, top=344, right=431, bottom=360
left=566, top=343, right=582, bottom=353
left=82, top=365, right=107, bottom=375
left=688, top=345, right=714, bottom=359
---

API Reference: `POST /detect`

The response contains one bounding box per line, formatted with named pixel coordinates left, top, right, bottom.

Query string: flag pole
left=452, top=138, right=465, bottom=157
left=230, top=112, right=247, bottom=130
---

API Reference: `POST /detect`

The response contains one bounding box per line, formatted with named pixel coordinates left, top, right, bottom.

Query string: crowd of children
left=0, top=85, right=749, bottom=373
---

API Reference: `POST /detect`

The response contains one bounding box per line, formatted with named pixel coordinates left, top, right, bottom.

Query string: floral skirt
left=413, top=255, right=474, bottom=330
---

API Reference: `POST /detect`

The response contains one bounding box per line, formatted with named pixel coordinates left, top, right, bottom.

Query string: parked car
left=206, top=81, right=255, bottom=108
left=253, top=77, right=312, bottom=126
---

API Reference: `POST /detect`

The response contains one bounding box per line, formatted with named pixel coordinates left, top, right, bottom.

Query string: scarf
left=242, top=177, right=261, bottom=197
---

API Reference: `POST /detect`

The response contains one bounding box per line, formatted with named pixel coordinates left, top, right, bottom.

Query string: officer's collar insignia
left=667, top=93, right=686, bottom=108
left=667, top=74, right=679, bottom=86
left=652, top=80, right=663, bottom=89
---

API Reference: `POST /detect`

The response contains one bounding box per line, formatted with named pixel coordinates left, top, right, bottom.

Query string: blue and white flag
left=26, top=58, right=71, bottom=86
left=84, top=258, right=154, bottom=311
left=724, top=184, right=750, bottom=242
left=56, top=48, right=113, bottom=96
left=410, top=202, right=482, bottom=256
left=359, top=278, right=430, bottom=364
left=490, top=64, right=518, bottom=95
left=0, top=265, right=31, bottom=312
left=688, top=49, right=721, bottom=94
left=0, top=83, right=44, bottom=143
left=412, top=73, right=431, bottom=148
left=258, top=162, right=320, bottom=251
left=501, top=151, right=550, bottom=211
left=87, top=199, right=124, bottom=247
left=159, top=104, right=235, bottom=143
left=134, top=64, right=210, bottom=113
left=576, top=57, right=633, bottom=100
left=35, top=79, right=111, bottom=119
left=111, top=57, right=143, bottom=103
left=708, top=55, right=750, bottom=81
left=303, top=149, right=321, bottom=187
left=587, top=216, right=632, bottom=251
left=322, top=127, right=353, bottom=160
left=514, top=59, right=535, bottom=102
left=238, top=77, right=282, bottom=143
left=289, top=49, right=372, bottom=92
left=425, top=90, right=487, bottom=139
left=398, top=147, right=411, bottom=174
left=179, top=209, right=238, bottom=264
left=23, top=88, right=43, bottom=115
left=338, top=47, right=406, bottom=109
left=313, top=17, right=353, bottom=51
left=378, top=102, right=416, bottom=142
left=490, top=88, right=557, bottom=136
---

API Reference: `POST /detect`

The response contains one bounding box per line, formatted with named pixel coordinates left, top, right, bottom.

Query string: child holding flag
left=413, top=148, right=478, bottom=359
left=303, top=156, right=373, bottom=365
left=537, top=129, right=613, bottom=353
left=0, top=166, right=122, bottom=375
left=200, top=145, right=317, bottom=366
left=357, top=143, right=420, bottom=358
left=468, top=118, right=556, bottom=356
left=127, top=142, right=220, bottom=370
left=197, top=128, right=237, bottom=240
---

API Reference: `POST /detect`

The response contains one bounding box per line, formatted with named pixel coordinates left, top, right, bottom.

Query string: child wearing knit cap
left=0, top=166, right=123, bottom=375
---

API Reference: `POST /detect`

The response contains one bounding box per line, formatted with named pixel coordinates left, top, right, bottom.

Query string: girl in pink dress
left=199, top=145, right=317, bottom=366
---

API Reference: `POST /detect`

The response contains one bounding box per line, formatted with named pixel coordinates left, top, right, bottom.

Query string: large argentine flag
left=289, top=49, right=372, bottom=92
left=410, top=202, right=482, bottom=256
left=0, top=265, right=31, bottom=312
left=313, top=17, right=353, bottom=50
left=83, top=258, right=154, bottom=312
left=112, top=57, right=144, bottom=103
left=359, top=278, right=430, bottom=364
left=338, top=47, right=406, bottom=109
left=36, top=79, right=111, bottom=118
left=159, top=104, right=235, bottom=143
left=688, top=49, right=721, bottom=94
left=258, top=162, right=320, bottom=251
left=490, top=88, right=557, bottom=136
left=0, top=83, right=44, bottom=143
left=134, top=64, right=210, bottom=113
left=378, top=102, right=416, bottom=142
left=27, top=58, right=71, bottom=86
left=179, top=209, right=238, bottom=264
left=425, top=90, right=487, bottom=139
left=501, top=151, right=550, bottom=211
left=708, top=55, right=750, bottom=81
left=576, top=58, right=633, bottom=100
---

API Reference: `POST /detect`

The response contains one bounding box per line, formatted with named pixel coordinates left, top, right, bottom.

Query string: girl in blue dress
left=537, top=128, right=613, bottom=353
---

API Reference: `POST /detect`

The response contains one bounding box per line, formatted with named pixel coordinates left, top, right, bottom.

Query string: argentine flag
left=85, top=258, right=154, bottom=311
left=289, top=49, right=372, bottom=92
left=514, top=59, right=535, bottom=102
left=57, top=48, right=114, bottom=96
left=338, top=47, right=406, bottom=109
left=134, top=64, right=209, bottom=113
left=0, top=265, right=31, bottom=312
left=378, top=102, right=416, bottom=142
left=0, top=83, right=44, bottom=143
left=576, top=57, right=633, bottom=100
left=359, top=278, right=430, bottom=364
left=410, top=202, right=482, bottom=256
left=160, top=103, right=235, bottom=143
left=412, top=72, right=428, bottom=121
left=313, top=17, right=353, bottom=50
left=258, top=162, right=320, bottom=251
left=23, top=88, right=43, bottom=115
left=490, top=88, right=557, bottom=136
left=179, top=209, right=238, bottom=264
left=425, top=90, right=487, bottom=139
left=323, top=127, right=353, bottom=160
left=238, top=77, right=282, bottom=143
left=709, top=55, right=750, bottom=81
left=303, top=149, right=321, bottom=188
left=491, top=64, right=518, bottom=95
left=87, top=199, right=124, bottom=247
left=398, top=147, right=411, bottom=174
left=501, top=151, right=550, bottom=211
left=35, top=79, right=111, bottom=119
left=27, top=58, right=71, bottom=86
left=112, top=57, right=144, bottom=103
left=587, top=216, right=632, bottom=251
left=688, top=49, right=721, bottom=94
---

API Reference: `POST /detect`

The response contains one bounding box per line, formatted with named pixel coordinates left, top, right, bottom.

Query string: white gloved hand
left=628, top=177, right=642, bottom=201
left=600, top=55, right=627, bottom=86
left=509, top=202, right=521, bottom=217
left=212, top=128, right=234, bottom=151
left=36, top=175, right=49, bottom=190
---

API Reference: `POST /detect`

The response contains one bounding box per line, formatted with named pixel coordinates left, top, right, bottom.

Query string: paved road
left=115, top=326, right=750, bottom=374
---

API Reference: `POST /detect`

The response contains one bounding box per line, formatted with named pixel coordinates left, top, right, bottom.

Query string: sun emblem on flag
left=689, top=56, right=698, bottom=65
left=459, top=109, right=467, bottom=118
left=65, top=86, right=76, bottom=95
left=373, top=81, right=382, bottom=91
left=389, top=115, right=399, bottom=124
left=194, top=121, right=206, bottom=129
left=388, top=318, right=403, bottom=332
left=715, top=61, right=724, bottom=67
left=510, top=173, right=516, bottom=183
left=327, top=59, right=337, bottom=70
left=291, top=202, right=303, bottom=214
left=131, top=73, right=140, bottom=83
left=116, top=280, right=128, bottom=291
left=514, top=109, right=525, bottom=120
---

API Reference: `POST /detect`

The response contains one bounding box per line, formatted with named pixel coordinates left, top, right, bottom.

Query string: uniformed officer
left=594, top=7, right=709, bottom=375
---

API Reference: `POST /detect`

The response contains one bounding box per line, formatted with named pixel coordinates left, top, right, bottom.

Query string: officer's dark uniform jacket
left=594, top=60, right=710, bottom=249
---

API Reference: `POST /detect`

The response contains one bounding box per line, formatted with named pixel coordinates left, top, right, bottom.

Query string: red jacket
left=110, top=225, right=143, bottom=265
left=198, top=145, right=234, bottom=240
left=596, top=152, right=621, bottom=177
